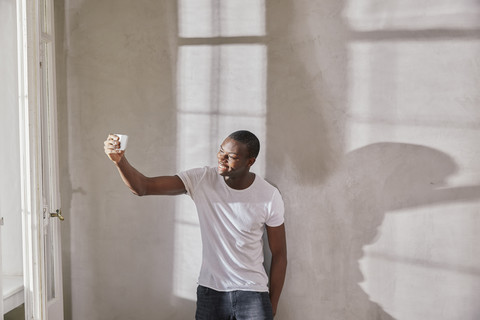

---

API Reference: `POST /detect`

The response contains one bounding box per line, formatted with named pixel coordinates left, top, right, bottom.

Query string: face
left=217, top=138, right=255, bottom=178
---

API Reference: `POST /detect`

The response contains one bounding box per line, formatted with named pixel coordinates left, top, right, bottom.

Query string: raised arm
left=104, top=134, right=186, bottom=196
left=266, top=223, right=287, bottom=317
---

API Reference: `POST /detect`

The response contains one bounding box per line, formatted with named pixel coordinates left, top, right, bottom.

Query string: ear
left=248, top=157, right=256, bottom=167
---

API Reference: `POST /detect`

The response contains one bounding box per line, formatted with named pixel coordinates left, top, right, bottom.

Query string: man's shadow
left=307, top=142, right=480, bottom=319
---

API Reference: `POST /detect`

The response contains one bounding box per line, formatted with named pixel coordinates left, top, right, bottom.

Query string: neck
left=224, top=172, right=255, bottom=190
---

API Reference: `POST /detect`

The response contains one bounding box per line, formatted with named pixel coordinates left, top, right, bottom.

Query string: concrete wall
left=56, top=0, right=480, bottom=319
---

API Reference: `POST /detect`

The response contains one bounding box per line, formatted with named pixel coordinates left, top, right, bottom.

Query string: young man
left=104, top=130, right=287, bottom=319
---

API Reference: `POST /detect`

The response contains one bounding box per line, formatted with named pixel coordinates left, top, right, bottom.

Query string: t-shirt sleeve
left=176, top=167, right=209, bottom=198
left=266, top=189, right=285, bottom=227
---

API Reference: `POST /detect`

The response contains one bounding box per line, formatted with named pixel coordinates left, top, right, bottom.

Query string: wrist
left=114, top=155, right=126, bottom=167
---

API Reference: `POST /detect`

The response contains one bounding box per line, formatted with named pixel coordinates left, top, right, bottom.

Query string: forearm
left=115, top=156, right=148, bottom=196
left=269, top=253, right=287, bottom=316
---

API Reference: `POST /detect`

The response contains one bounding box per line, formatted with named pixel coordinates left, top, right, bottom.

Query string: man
left=104, top=130, right=287, bottom=319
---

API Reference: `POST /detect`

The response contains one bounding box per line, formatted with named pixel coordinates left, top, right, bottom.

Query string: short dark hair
left=228, top=130, right=260, bottom=158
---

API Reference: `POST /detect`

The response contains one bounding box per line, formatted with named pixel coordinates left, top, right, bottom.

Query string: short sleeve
left=177, top=167, right=209, bottom=198
left=266, top=189, right=285, bottom=227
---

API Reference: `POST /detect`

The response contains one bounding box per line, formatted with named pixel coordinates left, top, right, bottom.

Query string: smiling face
left=217, top=137, right=256, bottom=179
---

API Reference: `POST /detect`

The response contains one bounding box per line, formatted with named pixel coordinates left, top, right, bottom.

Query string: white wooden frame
left=17, top=0, right=44, bottom=317
left=17, top=0, right=63, bottom=319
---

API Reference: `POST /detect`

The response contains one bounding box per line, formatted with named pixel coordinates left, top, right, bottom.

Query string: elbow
left=134, top=190, right=147, bottom=197
left=130, top=186, right=146, bottom=196
left=281, top=251, right=288, bottom=268
left=130, top=177, right=148, bottom=196
left=281, top=256, right=288, bottom=274
left=282, top=255, right=288, bottom=268
left=273, top=251, right=288, bottom=267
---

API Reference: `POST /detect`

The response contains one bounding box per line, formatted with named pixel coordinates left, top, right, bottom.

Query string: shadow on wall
left=304, top=142, right=480, bottom=319
left=263, top=2, right=479, bottom=318
left=265, top=0, right=346, bottom=187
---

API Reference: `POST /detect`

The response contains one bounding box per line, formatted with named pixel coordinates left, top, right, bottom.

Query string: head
left=217, top=130, right=260, bottom=178
left=228, top=130, right=260, bottom=158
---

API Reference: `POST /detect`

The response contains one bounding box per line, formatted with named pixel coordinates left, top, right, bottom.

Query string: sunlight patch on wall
left=343, top=1, right=480, bottom=319
left=343, top=0, right=480, bottom=31
left=174, top=0, right=267, bottom=298
left=178, top=0, right=265, bottom=37
left=176, top=44, right=267, bottom=171
left=359, top=203, right=480, bottom=319
left=345, top=40, right=480, bottom=154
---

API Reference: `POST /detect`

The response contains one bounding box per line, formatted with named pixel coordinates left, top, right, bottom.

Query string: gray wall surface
left=55, top=0, right=480, bottom=319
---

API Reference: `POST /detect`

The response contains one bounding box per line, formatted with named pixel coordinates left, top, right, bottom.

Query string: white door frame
left=18, top=0, right=44, bottom=318
left=17, top=0, right=64, bottom=319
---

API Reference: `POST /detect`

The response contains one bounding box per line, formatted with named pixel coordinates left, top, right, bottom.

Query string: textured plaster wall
left=56, top=0, right=480, bottom=319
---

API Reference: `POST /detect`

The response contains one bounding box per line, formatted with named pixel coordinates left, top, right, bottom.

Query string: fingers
left=104, top=134, right=121, bottom=154
left=108, top=134, right=119, bottom=141
left=104, top=134, right=125, bottom=164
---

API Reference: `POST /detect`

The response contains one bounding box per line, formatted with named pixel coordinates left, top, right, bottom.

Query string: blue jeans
left=195, top=285, right=274, bottom=320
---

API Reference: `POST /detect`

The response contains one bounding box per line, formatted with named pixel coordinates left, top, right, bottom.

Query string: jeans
left=195, top=285, right=274, bottom=320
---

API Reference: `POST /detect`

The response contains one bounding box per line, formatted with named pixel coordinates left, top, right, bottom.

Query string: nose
left=217, top=152, right=227, bottom=161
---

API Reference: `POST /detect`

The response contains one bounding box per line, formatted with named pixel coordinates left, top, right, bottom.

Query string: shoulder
left=251, top=175, right=283, bottom=202
left=254, top=175, right=280, bottom=194
left=178, top=166, right=212, bottom=178
left=177, top=166, right=216, bottom=195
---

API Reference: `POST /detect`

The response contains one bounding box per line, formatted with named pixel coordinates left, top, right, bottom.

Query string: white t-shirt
left=177, top=166, right=285, bottom=292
